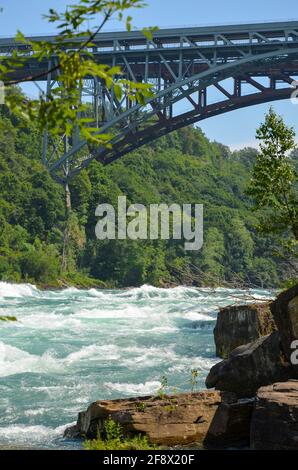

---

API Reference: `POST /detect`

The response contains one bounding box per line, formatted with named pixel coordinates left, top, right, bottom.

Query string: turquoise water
left=0, top=283, right=273, bottom=449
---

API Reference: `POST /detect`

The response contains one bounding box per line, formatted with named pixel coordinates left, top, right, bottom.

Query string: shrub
left=20, top=244, right=60, bottom=283
left=84, top=417, right=158, bottom=451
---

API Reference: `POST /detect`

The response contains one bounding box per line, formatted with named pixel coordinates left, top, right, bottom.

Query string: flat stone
left=251, top=380, right=298, bottom=450
left=65, top=391, right=244, bottom=447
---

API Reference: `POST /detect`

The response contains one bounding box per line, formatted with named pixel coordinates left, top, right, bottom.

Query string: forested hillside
left=0, top=99, right=287, bottom=288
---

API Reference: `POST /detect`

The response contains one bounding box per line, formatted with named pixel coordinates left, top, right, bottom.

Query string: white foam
left=24, top=408, right=47, bottom=417
left=168, top=356, right=219, bottom=373
left=0, top=282, right=39, bottom=299
left=64, top=344, right=120, bottom=363
left=73, top=304, right=168, bottom=320
left=19, top=313, right=83, bottom=331
left=86, top=289, right=106, bottom=298
left=0, top=422, right=74, bottom=446
left=183, top=311, right=215, bottom=321
left=149, top=325, right=179, bottom=333
left=0, top=342, right=64, bottom=378
left=62, top=287, right=80, bottom=294
left=0, top=341, right=166, bottom=378
left=121, top=345, right=177, bottom=369
left=112, top=284, right=203, bottom=301
left=104, top=380, right=161, bottom=396
left=0, top=341, right=125, bottom=377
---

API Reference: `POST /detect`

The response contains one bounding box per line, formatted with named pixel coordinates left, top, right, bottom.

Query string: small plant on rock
left=164, top=404, right=176, bottom=412
left=84, top=416, right=158, bottom=451
left=135, top=401, right=147, bottom=413
left=190, top=369, right=199, bottom=392
left=157, top=375, right=168, bottom=399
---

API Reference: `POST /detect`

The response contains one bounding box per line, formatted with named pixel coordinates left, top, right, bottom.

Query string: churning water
left=0, top=282, right=274, bottom=449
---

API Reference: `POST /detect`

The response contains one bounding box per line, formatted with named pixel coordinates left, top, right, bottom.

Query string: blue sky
left=1, top=0, right=298, bottom=149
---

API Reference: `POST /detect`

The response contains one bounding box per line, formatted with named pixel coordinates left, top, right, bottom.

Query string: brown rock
left=206, top=332, right=292, bottom=397
left=214, top=302, right=276, bottom=359
left=270, top=284, right=298, bottom=375
left=251, top=380, right=298, bottom=450
left=65, top=391, right=242, bottom=446
left=204, top=398, right=254, bottom=448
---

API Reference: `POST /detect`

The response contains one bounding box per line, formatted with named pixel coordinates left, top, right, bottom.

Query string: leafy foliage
left=247, top=107, right=298, bottom=245
left=0, top=316, right=17, bottom=322
left=84, top=416, right=158, bottom=450
left=190, top=369, right=199, bottom=392
left=1, top=1, right=155, bottom=146
left=0, top=99, right=292, bottom=288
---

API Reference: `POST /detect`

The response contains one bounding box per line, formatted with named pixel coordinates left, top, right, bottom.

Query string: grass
left=84, top=417, right=158, bottom=451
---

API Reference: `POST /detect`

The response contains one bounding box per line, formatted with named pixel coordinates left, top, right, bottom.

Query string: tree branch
left=4, top=7, right=112, bottom=86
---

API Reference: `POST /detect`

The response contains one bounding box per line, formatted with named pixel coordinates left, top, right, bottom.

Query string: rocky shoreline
left=65, top=284, right=298, bottom=450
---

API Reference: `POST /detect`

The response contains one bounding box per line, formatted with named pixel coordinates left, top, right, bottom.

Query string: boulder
left=64, top=391, right=250, bottom=447
left=204, top=398, right=254, bottom=448
left=270, top=284, right=298, bottom=375
left=206, top=332, right=292, bottom=397
left=214, top=302, right=276, bottom=358
left=251, top=381, right=298, bottom=450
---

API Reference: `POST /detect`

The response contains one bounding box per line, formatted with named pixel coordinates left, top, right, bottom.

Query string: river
left=0, top=282, right=274, bottom=449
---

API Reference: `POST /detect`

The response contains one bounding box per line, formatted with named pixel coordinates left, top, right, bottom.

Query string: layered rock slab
left=251, top=381, right=298, bottom=450
left=65, top=391, right=251, bottom=447
left=214, top=302, right=276, bottom=359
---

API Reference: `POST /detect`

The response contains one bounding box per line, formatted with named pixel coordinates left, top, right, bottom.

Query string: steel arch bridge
left=2, top=20, right=298, bottom=182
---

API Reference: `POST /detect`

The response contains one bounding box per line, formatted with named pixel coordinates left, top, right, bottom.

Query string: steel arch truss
left=45, top=56, right=298, bottom=182
left=30, top=24, right=298, bottom=182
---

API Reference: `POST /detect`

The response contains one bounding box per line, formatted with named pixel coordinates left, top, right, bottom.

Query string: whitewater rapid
left=0, top=282, right=274, bottom=449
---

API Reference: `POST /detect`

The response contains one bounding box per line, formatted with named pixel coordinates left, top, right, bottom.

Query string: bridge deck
left=2, top=20, right=298, bottom=180
left=1, top=20, right=298, bottom=46
left=1, top=21, right=298, bottom=82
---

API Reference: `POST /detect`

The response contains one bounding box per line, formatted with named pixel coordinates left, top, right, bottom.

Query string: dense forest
left=0, top=97, right=293, bottom=289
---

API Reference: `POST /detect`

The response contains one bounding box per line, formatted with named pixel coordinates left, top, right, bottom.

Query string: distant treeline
left=0, top=93, right=291, bottom=288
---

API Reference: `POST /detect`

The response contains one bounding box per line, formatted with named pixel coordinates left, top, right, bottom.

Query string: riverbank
left=2, top=276, right=282, bottom=292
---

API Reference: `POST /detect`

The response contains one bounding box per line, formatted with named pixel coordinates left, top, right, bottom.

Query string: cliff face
left=214, top=302, right=276, bottom=359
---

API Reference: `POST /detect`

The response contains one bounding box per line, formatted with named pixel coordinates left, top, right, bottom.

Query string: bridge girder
left=47, top=50, right=298, bottom=183
left=2, top=21, right=298, bottom=182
